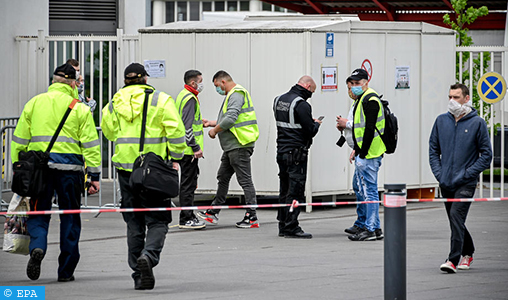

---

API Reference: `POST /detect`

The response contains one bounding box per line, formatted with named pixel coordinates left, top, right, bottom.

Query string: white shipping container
left=138, top=18, right=455, bottom=209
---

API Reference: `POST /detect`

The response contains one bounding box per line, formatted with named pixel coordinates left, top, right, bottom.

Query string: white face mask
left=197, top=82, right=204, bottom=93
left=448, top=99, right=471, bottom=118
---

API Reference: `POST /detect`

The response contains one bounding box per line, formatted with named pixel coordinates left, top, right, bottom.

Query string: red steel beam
left=303, top=0, right=324, bottom=14
left=372, top=0, right=394, bottom=21
left=442, top=0, right=454, bottom=10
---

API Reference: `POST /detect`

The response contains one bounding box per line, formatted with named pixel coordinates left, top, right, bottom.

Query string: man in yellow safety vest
left=197, top=70, right=260, bottom=228
left=174, top=70, right=206, bottom=230
left=337, top=68, right=385, bottom=241
left=12, top=63, right=101, bottom=282
left=101, top=63, right=186, bottom=290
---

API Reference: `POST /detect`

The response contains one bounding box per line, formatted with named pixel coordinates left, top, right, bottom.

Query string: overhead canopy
left=259, top=0, right=507, bottom=30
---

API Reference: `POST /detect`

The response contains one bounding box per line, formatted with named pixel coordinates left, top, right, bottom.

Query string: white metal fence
left=15, top=29, right=139, bottom=181
left=456, top=46, right=508, bottom=198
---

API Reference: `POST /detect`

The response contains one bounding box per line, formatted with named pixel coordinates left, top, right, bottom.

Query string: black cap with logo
left=347, top=68, right=369, bottom=81
left=124, top=63, right=149, bottom=79
left=53, top=63, right=77, bottom=80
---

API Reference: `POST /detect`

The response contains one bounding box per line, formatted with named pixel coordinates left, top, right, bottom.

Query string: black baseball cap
left=347, top=68, right=369, bottom=81
left=124, top=63, right=149, bottom=79
left=53, top=63, right=77, bottom=80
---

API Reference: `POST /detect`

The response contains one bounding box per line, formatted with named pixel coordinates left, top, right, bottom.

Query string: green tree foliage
left=443, top=0, right=493, bottom=125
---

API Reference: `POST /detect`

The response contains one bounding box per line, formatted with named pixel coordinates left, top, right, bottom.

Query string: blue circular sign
left=477, top=72, right=506, bottom=104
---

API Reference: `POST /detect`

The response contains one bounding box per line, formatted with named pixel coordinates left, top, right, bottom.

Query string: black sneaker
left=285, top=230, right=313, bottom=239
left=57, top=275, right=75, bottom=282
left=137, top=255, right=155, bottom=290
left=27, top=248, right=44, bottom=280
left=179, top=218, right=206, bottom=229
left=348, top=230, right=376, bottom=241
left=134, top=276, right=143, bottom=290
left=375, top=228, right=384, bottom=240
left=196, top=210, right=219, bottom=224
left=235, top=213, right=260, bottom=228
left=344, top=225, right=363, bottom=235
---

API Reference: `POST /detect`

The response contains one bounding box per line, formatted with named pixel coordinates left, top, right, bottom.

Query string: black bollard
left=384, top=184, right=407, bottom=300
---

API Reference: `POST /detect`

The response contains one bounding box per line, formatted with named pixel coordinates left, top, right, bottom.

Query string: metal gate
left=456, top=46, right=508, bottom=198
left=7, top=30, right=140, bottom=209
left=15, top=29, right=139, bottom=181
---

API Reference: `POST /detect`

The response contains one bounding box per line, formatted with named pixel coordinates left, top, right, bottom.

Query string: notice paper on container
left=143, top=60, right=166, bottom=78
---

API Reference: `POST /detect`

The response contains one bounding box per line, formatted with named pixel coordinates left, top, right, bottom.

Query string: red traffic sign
left=361, top=59, right=373, bottom=82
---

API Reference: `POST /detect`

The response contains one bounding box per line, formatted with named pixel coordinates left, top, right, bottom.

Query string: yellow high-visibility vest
left=222, top=84, right=259, bottom=145
left=175, top=89, right=204, bottom=155
left=101, top=84, right=186, bottom=171
left=11, top=82, right=101, bottom=173
left=353, top=87, right=386, bottom=159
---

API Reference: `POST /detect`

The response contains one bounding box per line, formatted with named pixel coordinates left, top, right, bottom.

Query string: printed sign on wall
left=326, top=33, right=334, bottom=58
left=395, top=66, right=410, bottom=89
left=321, top=66, right=337, bottom=91
left=143, top=60, right=166, bottom=78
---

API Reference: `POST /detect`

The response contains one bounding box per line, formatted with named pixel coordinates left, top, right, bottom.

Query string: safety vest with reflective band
left=101, top=84, right=186, bottom=172
left=222, top=84, right=259, bottom=145
left=175, top=89, right=204, bottom=155
left=353, top=88, right=386, bottom=159
left=11, top=83, right=101, bottom=174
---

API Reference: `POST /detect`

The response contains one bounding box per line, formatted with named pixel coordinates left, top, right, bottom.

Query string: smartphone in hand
left=318, top=116, right=325, bottom=121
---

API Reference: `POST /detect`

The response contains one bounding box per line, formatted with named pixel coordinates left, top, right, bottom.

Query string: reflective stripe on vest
left=273, top=96, right=304, bottom=129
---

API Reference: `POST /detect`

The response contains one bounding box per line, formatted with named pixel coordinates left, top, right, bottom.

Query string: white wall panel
left=139, top=20, right=456, bottom=197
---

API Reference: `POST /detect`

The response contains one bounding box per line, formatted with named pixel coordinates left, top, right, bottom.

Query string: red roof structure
left=260, top=0, right=507, bottom=30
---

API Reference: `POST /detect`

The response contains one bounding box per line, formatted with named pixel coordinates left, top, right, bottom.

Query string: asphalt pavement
left=0, top=182, right=507, bottom=300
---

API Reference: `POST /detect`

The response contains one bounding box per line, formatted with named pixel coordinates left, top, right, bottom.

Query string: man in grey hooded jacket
left=429, top=83, right=492, bottom=274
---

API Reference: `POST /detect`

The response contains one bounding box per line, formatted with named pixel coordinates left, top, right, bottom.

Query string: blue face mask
left=216, top=85, right=226, bottom=96
left=351, top=85, right=364, bottom=96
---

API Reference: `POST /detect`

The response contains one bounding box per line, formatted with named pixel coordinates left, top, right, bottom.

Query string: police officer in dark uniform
left=274, top=76, right=321, bottom=238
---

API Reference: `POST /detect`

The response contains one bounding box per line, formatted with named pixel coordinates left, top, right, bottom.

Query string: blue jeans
left=352, top=156, right=382, bottom=232
left=27, top=169, right=83, bottom=279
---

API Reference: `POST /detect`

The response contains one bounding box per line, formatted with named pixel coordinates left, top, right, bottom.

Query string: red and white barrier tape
left=406, top=197, right=508, bottom=202
left=1, top=197, right=506, bottom=216
left=0, top=200, right=381, bottom=216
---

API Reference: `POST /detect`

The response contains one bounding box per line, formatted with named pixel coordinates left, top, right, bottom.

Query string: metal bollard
left=384, top=184, right=407, bottom=300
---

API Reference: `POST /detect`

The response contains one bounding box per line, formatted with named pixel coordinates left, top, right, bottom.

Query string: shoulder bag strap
left=139, top=89, right=154, bottom=153
left=45, top=98, right=80, bottom=154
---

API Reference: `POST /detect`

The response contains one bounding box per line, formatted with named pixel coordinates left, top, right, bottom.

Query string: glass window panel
left=227, top=1, right=238, bottom=11
left=240, top=1, right=249, bottom=11
left=165, top=1, right=175, bottom=23
left=190, top=1, right=200, bottom=20
left=203, top=2, right=212, bottom=11
left=215, top=1, right=225, bottom=11
left=150, top=1, right=154, bottom=25
left=177, top=1, right=187, bottom=21
left=262, top=2, right=271, bottom=11
left=275, top=5, right=284, bottom=12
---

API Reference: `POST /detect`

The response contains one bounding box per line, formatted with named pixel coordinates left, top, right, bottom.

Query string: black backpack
left=362, top=93, right=398, bottom=154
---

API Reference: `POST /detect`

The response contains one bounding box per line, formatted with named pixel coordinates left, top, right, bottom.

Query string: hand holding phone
left=318, top=116, right=325, bottom=121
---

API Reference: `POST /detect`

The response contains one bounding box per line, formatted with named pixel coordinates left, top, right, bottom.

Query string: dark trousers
left=276, top=151, right=307, bottom=235
left=27, top=169, right=83, bottom=279
left=441, top=185, right=476, bottom=266
left=118, top=170, right=171, bottom=279
left=179, top=155, right=199, bottom=224
left=210, top=148, right=257, bottom=215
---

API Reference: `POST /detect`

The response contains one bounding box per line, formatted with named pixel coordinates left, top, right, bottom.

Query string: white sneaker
left=179, top=219, right=206, bottom=229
